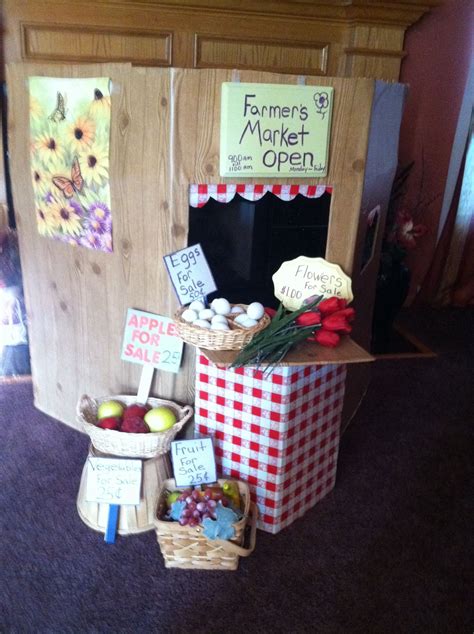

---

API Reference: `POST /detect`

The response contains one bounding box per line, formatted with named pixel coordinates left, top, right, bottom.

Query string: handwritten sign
left=163, top=243, right=217, bottom=305
left=86, top=458, right=142, bottom=505
left=272, top=256, right=353, bottom=311
left=220, top=82, right=333, bottom=178
left=121, top=308, right=183, bottom=373
left=171, top=437, right=217, bottom=487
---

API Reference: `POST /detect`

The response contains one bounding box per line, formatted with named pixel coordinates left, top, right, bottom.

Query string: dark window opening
left=188, top=190, right=331, bottom=308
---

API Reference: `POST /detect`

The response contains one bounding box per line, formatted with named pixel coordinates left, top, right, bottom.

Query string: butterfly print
left=48, top=92, right=67, bottom=122
left=52, top=157, right=84, bottom=198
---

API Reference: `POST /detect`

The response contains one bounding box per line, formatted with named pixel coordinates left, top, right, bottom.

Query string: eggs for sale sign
left=121, top=308, right=183, bottom=373
left=220, top=82, right=333, bottom=177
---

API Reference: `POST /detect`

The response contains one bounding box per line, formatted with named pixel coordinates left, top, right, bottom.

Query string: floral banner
left=28, top=76, right=112, bottom=252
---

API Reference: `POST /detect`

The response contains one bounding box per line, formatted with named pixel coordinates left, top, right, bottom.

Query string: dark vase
left=371, top=258, right=411, bottom=353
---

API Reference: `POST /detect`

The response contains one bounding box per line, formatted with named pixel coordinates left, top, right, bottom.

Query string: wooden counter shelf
left=199, top=337, right=374, bottom=369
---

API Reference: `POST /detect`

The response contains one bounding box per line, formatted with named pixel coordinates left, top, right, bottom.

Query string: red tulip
left=322, top=313, right=352, bottom=332
left=264, top=307, right=277, bottom=318
left=318, top=297, right=347, bottom=315
left=295, top=311, right=321, bottom=327
left=314, top=329, right=340, bottom=347
left=329, top=307, right=356, bottom=322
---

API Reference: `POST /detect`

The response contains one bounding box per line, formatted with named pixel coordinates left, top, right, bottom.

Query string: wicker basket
left=154, top=478, right=257, bottom=570
left=174, top=304, right=270, bottom=351
left=77, top=394, right=193, bottom=459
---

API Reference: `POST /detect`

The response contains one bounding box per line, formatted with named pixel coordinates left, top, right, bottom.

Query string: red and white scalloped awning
left=189, top=184, right=332, bottom=208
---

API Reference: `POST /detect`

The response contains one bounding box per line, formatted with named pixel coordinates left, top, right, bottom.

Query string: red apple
left=121, top=416, right=150, bottom=433
left=123, top=403, right=150, bottom=420
left=97, top=416, right=121, bottom=430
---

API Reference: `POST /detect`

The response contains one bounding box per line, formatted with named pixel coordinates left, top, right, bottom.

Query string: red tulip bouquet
left=231, top=295, right=355, bottom=373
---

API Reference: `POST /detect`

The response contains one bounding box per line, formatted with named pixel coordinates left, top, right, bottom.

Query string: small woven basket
left=154, top=478, right=257, bottom=570
left=77, top=394, right=193, bottom=459
left=174, top=304, right=270, bottom=351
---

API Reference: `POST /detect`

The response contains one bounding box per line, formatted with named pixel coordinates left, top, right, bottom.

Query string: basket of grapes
left=154, top=478, right=257, bottom=570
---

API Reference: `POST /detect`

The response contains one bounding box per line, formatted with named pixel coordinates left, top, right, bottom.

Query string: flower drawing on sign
left=313, top=92, right=330, bottom=119
left=28, top=76, right=112, bottom=253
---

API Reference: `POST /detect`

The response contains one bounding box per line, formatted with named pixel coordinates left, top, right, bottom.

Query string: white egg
left=246, top=302, right=265, bottom=320
left=230, top=305, right=245, bottom=315
left=210, top=322, right=230, bottom=331
left=189, top=300, right=206, bottom=312
left=199, top=308, right=215, bottom=321
left=181, top=309, right=198, bottom=323
left=239, top=315, right=258, bottom=328
left=234, top=313, right=249, bottom=326
left=211, top=298, right=231, bottom=316
left=193, top=319, right=211, bottom=329
left=211, top=314, right=228, bottom=326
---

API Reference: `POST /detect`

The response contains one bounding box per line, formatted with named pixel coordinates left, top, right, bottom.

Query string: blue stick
left=104, top=504, right=119, bottom=544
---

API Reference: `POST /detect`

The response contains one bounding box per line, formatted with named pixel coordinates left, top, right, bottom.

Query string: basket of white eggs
left=174, top=298, right=271, bottom=351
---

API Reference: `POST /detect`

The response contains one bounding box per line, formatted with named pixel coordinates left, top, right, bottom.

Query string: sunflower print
left=79, top=143, right=109, bottom=187
left=29, top=76, right=112, bottom=252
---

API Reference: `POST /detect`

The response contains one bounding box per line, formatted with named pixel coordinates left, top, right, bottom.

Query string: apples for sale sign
left=121, top=308, right=184, bottom=373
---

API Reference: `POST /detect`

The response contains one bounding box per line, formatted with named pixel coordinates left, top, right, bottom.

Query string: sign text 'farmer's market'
left=220, top=82, right=333, bottom=178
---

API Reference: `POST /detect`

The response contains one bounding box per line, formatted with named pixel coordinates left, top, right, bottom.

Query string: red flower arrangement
left=231, top=295, right=355, bottom=372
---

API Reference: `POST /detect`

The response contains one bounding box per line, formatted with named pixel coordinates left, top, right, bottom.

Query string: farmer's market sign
left=273, top=256, right=353, bottom=311
left=220, top=82, right=333, bottom=178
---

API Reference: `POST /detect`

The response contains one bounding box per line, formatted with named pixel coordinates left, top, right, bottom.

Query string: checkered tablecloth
left=195, top=354, right=347, bottom=533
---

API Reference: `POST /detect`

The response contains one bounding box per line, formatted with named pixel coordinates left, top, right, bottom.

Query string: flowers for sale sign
left=28, top=76, right=112, bottom=252
left=220, top=82, right=333, bottom=177
left=272, top=256, right=353, bottom=311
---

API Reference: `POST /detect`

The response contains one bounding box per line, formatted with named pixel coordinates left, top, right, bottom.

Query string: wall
left=398, top=0, right=473, bottom=302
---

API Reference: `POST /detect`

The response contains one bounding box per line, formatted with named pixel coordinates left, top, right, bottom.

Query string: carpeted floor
left=1, top=307, right=473, bottom=634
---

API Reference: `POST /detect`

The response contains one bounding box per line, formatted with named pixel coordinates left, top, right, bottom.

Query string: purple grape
left=185, top=496, right=193, bottom=504
left=181, top=508, right=191, bottom=518
left=179, top=517, right=189, bottom=526
left=192, top=510, right=201, bottom=519
left=196, top=502, right=206, bottom=513
left=207, top=499, right=217, bottom=509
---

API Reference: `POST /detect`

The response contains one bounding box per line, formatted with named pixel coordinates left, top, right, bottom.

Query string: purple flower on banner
left=86, top=201, right=111, bottom=234
left=80, top=229, right=112, bottom=253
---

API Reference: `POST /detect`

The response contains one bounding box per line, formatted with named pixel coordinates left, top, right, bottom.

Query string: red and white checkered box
left=195, top=354, right=347, bottom=534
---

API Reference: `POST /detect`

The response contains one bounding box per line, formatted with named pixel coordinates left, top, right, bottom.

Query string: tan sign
left=220, top=82, right=333, bottom=177
left=272, top=256, right=353, bottom=311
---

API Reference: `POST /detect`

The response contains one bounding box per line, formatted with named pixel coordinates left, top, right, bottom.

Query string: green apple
left=97, top=400, right=124, bottom=420
left=144, top=406, right=177, bottom=432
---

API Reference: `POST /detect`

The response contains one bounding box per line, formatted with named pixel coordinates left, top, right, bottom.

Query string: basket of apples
left=154, top=478, right=257, bottom=570
left=77, top=394, right=193, bottom=458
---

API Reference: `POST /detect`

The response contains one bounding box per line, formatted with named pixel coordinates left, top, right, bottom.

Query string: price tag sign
left=163, top=243, right=217, bottom=306
left=272, top=256, right=353, bottom=311
left=121, top=308, right=183, bottom=373
left=171, top=438, right=217, bottom=487
left=86, top=458, right=142, bottom=505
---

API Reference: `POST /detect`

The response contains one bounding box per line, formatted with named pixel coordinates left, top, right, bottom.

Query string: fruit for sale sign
left=121, top=308, right=183, bottom=373
left=220, top=82, right=333, bottom=177
left=171, top=438, right=217, bottom=487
